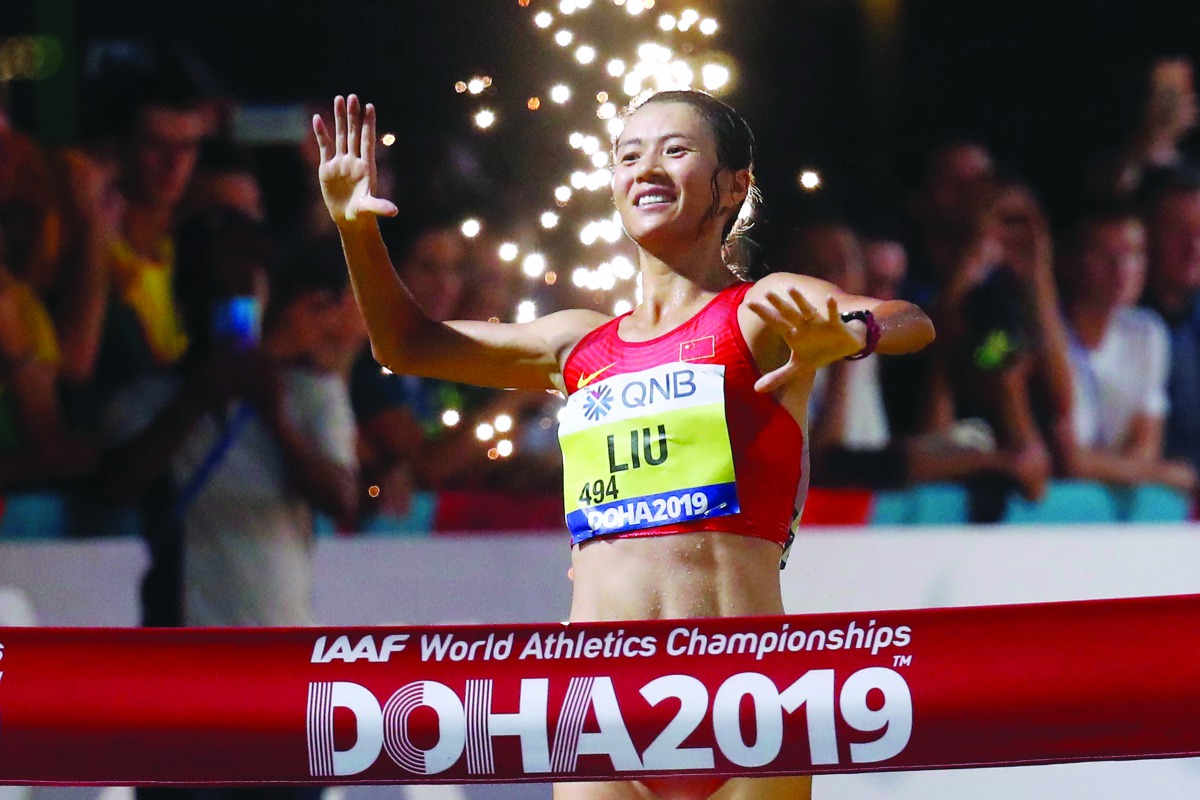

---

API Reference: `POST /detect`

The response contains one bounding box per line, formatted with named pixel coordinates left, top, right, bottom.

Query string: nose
left=634, top=152, right=667, bottom=183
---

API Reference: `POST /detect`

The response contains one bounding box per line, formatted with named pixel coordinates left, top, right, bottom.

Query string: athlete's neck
left=634, top=253, right=735, bottom=329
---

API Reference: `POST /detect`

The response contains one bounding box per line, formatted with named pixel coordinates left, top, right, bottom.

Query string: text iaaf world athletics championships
left=311, top=620, right=913, bottom=665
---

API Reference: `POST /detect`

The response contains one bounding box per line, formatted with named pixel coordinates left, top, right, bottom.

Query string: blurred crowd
left=2, top=42, right=1200, bottom=631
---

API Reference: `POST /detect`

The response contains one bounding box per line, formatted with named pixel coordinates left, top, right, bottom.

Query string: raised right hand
left=312, top=94, right=399, bottom=227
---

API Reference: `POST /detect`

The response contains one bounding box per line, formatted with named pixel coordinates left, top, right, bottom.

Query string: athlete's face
left=612, top=102, right=746, bottom=250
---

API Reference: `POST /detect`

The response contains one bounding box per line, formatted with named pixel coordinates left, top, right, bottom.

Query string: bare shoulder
left=743, top=272, right=840, bottom=305
left=524, top=307, right=612, bottom=363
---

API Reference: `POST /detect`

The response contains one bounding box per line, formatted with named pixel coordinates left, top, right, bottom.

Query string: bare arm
left=1060, top=413, right=1197, bottom=492
left=740, top=272, right=935, bottom=393
left=314, top=95, right=602, bottom=393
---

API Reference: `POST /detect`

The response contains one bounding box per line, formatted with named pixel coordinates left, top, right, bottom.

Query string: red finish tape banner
left=2, top=594, right=1200, bottom=785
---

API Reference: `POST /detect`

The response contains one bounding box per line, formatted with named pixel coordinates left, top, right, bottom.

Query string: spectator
left=0, top=226, right=95, bottom=490
left=782, top=221, right=1048, bottom=496
left=97, top=207, right=357, bottom=629
left=1057, top=205, right=1196, bottom=492
left=349, top=219, right=554, bottom=523
left=178, top=139, right=265, bottom=224
left=1090, top=57, right=1199, bottom=199
left=917, top=177, right=1069, bottom=501
left=0, top=108, right=117, bottom=388
left=89, top=49, right=213, bottom=404
left=1141, top=169, right=1200, bottom=480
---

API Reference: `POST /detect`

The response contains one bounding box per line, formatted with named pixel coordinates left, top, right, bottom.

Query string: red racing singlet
left=559, top=282, right=807, bottom=562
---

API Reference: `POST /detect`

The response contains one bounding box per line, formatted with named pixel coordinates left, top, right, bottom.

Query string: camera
left=210, top=296, right=261, bottom=350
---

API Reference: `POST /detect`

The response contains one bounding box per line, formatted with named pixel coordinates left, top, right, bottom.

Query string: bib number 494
left=579, top=476, right=620, bottom=505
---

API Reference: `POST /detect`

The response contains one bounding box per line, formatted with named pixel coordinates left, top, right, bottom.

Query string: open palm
left=747, top=288, right=863, bottom=393
left=312, top=94, right=399, bottom=225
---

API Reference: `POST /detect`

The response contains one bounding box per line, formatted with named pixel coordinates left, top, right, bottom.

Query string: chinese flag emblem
left=679, top=336, right=716, bottom=362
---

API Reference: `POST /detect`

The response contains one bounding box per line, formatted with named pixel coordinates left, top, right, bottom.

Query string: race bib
left=559, top=362, right=739, bottom=544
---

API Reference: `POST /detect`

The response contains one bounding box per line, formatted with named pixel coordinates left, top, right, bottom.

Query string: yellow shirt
left=109, top=237, right=189, bottom=365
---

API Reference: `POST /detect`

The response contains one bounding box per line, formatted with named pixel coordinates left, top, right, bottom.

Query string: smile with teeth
left=636, top=192, right=675, bottom=207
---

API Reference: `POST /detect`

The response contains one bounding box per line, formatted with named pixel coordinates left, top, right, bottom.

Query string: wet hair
left=619, top=90, right=759, bottom=276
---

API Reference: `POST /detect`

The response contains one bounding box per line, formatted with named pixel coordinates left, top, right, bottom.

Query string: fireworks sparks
left=442, top=1, right=733, bottom=452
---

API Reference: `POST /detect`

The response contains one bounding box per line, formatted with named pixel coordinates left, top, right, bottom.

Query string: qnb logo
left=583, top=385, right=614, bottom=422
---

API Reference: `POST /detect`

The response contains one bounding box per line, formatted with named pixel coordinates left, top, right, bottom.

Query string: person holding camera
left=95, top=207, right=357, bottom=629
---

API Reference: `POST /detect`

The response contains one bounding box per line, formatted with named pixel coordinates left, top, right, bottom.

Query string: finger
left=747, top=300, right=797, bottom=338
left=825, top=295, right=841, bottom=323
left=362, top=102, right=377, bottom=162
left=347, top=94, right=362, bottom=160
left=363, top=103, right=379, bottom=187
left=334, top=95, right=347, bottom=155
left=312, top=114, right=332, bottom=162
left=361, top=197, right=400, bottom=218
left=786, top=286, right=822, bottom=319
left=754, top=360, right=798, bottom=394
left=768, top=290, right=812, bottom=326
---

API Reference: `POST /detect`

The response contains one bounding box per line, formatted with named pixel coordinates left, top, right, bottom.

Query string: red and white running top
left=559, top=281, right=807, bottom=561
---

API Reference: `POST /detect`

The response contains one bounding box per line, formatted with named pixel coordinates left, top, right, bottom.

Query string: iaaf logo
left=311, top=634, right=410, bottom=663
left=306, top=668, right=912, bottom=778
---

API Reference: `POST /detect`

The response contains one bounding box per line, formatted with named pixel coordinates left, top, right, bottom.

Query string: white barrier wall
left=3, top=525, right=1200, bottom=799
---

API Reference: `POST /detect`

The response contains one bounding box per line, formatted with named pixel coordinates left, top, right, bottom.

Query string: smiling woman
left=313, top=89, right=934, bottom=800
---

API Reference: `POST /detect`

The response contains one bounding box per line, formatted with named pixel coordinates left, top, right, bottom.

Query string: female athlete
left=313, top=91, right=934, bottom=800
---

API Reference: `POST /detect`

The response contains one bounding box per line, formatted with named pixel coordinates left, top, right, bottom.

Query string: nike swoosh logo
left=577, top=362, right=617, bottom=389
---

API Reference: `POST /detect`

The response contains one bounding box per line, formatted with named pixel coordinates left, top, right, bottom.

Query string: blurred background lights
left=799, top=170, right=822, bottom=190
left=475, top=423, right=495, bottom=442
left=380, top=133, right=396, bottom=146
left=496, top=439, right=514, bottom=458
left=611, top=255, right=635, bottom=280
left=442, top=409, right=462, bottom=427
left=516, top=300, right=538, bottom=323
left=494, top=414, right=514, bottom=434
left=460, top=218, right=482, bottom=238
left=701, top=63, right=730, bottom=91
left=438, top=0, right=733, bottom=370
left=522, top=253, right=547, bottom=277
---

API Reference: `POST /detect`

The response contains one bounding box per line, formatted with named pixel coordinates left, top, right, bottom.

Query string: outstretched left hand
left=746, top=288, right=864, bottom=393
